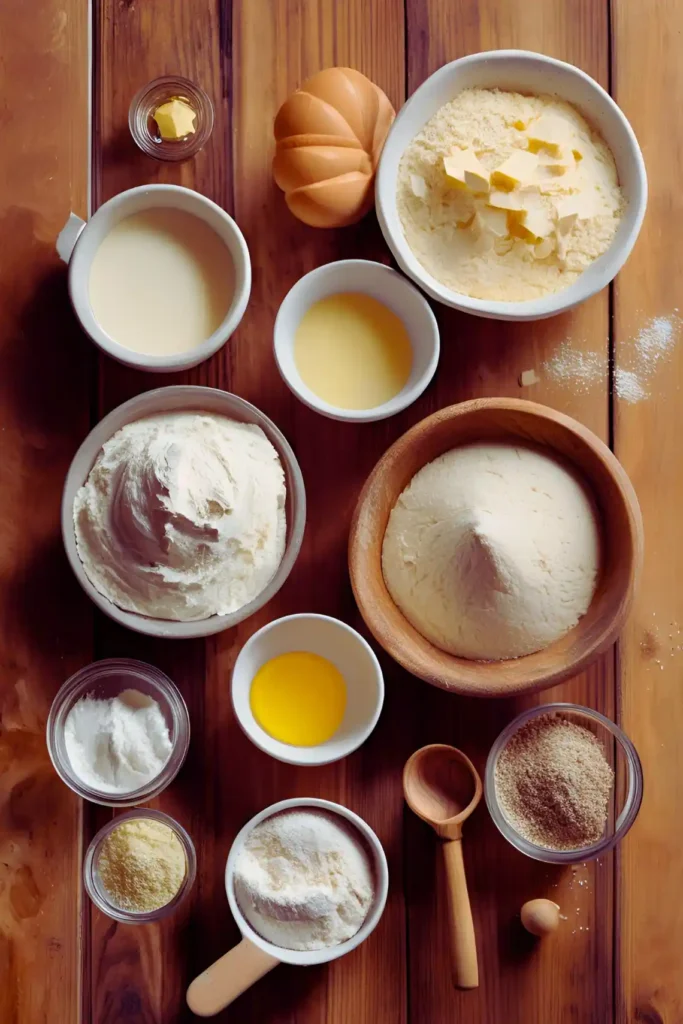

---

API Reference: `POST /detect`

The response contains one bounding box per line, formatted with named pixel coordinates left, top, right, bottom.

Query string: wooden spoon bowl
left=348, top=398, right=643, bottom=697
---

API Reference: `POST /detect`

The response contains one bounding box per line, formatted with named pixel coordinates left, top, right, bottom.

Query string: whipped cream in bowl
left=62, top=387, right=306, bottom=638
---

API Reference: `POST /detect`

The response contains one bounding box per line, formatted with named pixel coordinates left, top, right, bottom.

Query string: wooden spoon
left=403, top=744, right=483, bottom=989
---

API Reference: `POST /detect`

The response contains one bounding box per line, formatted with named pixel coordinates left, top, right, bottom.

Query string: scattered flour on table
left=543, top=342, right=602, bottom=393
left=541, top=313, right=680, bottom=404
left=614, top=312, right=680, bottom=403
left=613, top=368, right=647, bottom=403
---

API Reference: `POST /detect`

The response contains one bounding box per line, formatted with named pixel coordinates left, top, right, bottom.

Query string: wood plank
left=403, top=2, right=615, bottom=1021
left=224, top=2, right=407, bottom=1021
left=90, top=1, right=227, bottom=1021
left=0, top=1, right=90, bottom=1023
left=611, top=3, right=683, bottom=1020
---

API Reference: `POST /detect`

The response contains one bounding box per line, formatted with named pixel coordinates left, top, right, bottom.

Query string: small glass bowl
left=47, top=658, right=190, bottom=807
left=129, top=76, right=214, bottom=162
left=485, top=703, right=643, bottom=864
left=83, top=809, right=197, bottom=923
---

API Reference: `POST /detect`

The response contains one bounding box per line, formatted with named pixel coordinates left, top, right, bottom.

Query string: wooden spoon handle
left=442, top=838, right=479, bottom=989
left=186, top=937, right=280, bottom=1016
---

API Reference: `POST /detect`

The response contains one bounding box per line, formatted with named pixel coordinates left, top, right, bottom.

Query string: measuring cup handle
left=186, top=937, right=280, bottom=1016
left=442, top=838, right=479, bottom=989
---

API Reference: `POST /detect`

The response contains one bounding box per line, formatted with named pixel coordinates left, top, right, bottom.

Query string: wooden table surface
left=1, top=0, right=681, bottom=1021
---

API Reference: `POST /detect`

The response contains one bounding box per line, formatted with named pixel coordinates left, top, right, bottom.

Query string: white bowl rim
left=231, top=612, right=385, bottom=765
left=68, top=184, right=252, bottom=371
left=224, top=796, right=389, bottom=965
left=61, top=385, right=306, bottom=639
left=376, top=48, right=648, bottom=321
left=273, top=259, right=440, bottom=423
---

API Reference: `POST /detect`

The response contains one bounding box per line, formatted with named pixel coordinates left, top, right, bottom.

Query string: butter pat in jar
left=153, top=97, right=197, bottom=140
left=129, top=76, right=214, bottom=162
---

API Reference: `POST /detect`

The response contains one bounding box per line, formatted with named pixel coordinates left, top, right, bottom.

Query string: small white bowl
left=62, top=386, right=306, bottom=639
left=231, top=613, right=384, bottom=765
left=64, top=184, right=251, bottom=371
left=273, top=259, right=440, bottom=422
left=186, top=797, right=389, bottom=1015
left=376, top=50, right=647, bottom=321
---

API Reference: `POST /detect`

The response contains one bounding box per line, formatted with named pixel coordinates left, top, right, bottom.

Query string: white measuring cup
left=186, top=797, right=389, bottom=1017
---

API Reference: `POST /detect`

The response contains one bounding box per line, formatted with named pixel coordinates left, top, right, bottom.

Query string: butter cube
left=443, top=148, right=490, bottom=193
left=474, top=204, right=509, bottom=239
left=538, top=145, right=573, bottom=177
left=513, top=190, right=554, bottom=241
left=519, top=207, right=554, bottom=241
left=534, top=237, right=556, bottom=260
left=526, top=114, right=571, bottom=156
left=488, top=189, right=523, bottom=211
left=491, top=150, right=538, bottom=190
left=153, top=97, right=197, bottom=140
left=555, top=193, right=597, bottom=233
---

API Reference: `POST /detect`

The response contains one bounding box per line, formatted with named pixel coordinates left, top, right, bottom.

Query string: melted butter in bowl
left=88, top=208, right=234, bottom=356
left=294, top=292, right=413, bottom=410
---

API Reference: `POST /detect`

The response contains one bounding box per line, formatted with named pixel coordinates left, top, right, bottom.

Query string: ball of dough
left=381, top=443, right=600, bottom=661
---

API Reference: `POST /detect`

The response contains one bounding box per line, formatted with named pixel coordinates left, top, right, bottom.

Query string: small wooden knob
left=521, top=898, right=561, bottom=937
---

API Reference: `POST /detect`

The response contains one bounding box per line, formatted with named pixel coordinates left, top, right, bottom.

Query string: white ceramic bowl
left=65, top=184, right=251, bottom=371
left=376, top=50, right=647, bottom=321
left=61, top=386, right=306, bottom=639
left=232, top=613, right=384, bottom=765
left=186, top=798, right=389, bottom=1015
left=274, top=259, right=440, bottom=422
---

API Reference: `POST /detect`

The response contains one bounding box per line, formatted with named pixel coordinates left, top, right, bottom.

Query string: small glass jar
left=83, top=809, right=197, bottom=923
left=485, top=703, right=643, bottom=864
left=129, top=76, right=214, bottom=162
left=47, top=658, right=190, bottom=807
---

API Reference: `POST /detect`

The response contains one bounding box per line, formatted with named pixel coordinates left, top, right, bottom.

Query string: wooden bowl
left=348, top=399, right=643, bottom=697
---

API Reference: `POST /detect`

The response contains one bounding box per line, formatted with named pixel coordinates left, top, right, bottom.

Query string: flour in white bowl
left=73, top=412, right=286, bottom=621
left=234, top=810, right=375, bottom=951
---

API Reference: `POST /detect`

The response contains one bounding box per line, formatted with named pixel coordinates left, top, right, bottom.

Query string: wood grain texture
left=404, top=1, right=616, bottom=1021
left=71, top=0, right=683, bottom=1020
left=611, top=2, right=683, bottom=1021
left=0, top=1, right=90, bottom=1023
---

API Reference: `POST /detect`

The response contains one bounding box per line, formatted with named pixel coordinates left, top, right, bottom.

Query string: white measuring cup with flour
left=186, top=797, right=389, bottom=1016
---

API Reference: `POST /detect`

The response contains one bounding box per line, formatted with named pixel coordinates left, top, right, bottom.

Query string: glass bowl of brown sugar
left=485, top=703, right=643, bottom=864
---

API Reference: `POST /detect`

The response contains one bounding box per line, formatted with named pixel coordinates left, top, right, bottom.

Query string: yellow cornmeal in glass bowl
left=98, top=818, right=186, bottom=912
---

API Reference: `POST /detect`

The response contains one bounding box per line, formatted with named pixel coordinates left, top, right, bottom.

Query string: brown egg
left=273, top=67, right=395, bottom=228
left=521, top=899, right=561, bottom=937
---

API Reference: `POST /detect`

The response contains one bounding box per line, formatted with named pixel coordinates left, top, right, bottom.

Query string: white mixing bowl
left=376, top=50, right=647, bottom=321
